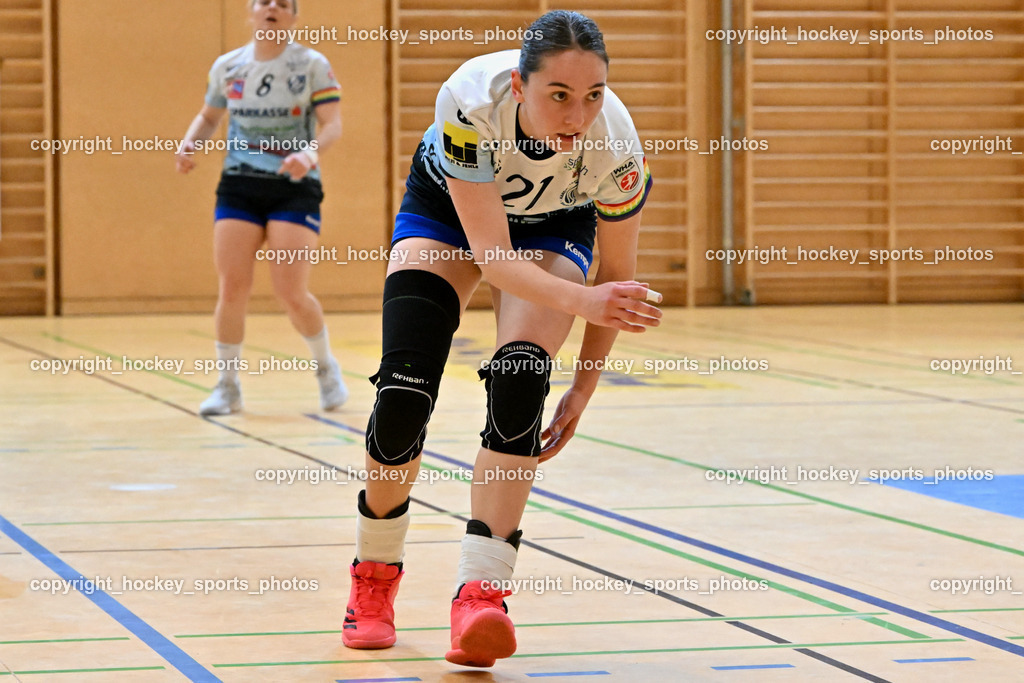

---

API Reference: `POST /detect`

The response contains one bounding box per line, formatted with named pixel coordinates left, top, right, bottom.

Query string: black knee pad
left=366, top=270, right=461, bottom=465
left=478, top=342, right=552, bottom=457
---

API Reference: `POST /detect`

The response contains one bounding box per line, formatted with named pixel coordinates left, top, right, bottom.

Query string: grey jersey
left=205, top=42, right=340, bottom=180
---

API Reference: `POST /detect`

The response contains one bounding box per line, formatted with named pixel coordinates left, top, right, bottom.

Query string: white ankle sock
left=454, top=534, right=518, bottom=596
left=303, top=327, right=333, bottom=367
left=355, top=509, right=410, bottom=564
left=215, top=342, right=242, bottom=383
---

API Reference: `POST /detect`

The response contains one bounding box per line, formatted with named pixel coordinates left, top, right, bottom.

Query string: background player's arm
left=175, top=104, right=226, bottom=174
left=278, top=100, right=342, bottom=179
left=539, top=211, right=646, bottom=460
left=447, top=177, right=660, bottom=333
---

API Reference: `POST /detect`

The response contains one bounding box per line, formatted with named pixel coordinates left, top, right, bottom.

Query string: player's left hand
left=277, top=151, right=314, bottom=180
left=539, top=387, right=590, bottom=462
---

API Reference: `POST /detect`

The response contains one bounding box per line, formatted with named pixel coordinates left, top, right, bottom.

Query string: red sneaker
left=342, top=560, right=403, bottom=649
left=444, top=581, right=516, bottom=667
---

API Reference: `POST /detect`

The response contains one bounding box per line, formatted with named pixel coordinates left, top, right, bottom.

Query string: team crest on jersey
left=612, top=158, right=641, bottom=193
left=227, top=79, right=245, bottom=99
left=288, top=75, right=307, bottom=94
left=442, top=121, right=479, bottom=168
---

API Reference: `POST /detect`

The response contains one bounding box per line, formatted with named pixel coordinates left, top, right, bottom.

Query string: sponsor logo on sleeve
left=227, top=79, right=245, bottom=99
left=612, top=158, right=640, bottom=193
left=442, top=121, right=479, bottom=168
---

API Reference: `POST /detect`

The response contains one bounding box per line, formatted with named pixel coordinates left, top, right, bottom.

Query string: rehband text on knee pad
left=478, top=342, right=552, bottom=457
left=366, top=270, right=461, bottom=465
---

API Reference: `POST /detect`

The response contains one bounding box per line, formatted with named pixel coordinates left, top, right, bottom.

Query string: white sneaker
left=316, top=357, right=348, bottom=411
left=199, top=379, right=243, bottom=415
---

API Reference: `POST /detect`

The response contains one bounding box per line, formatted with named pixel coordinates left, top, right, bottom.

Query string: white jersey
left=428, top=49, right=651, bottom=221
left=205, top=42, right=340, bottom=180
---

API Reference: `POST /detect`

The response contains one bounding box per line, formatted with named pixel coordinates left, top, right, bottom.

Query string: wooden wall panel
left=390, top=0, right=695, bottom=307
left=11, top=1, right=1018, bottom=312
left=0, top=0, right=51, bottom=315
left=56, top=0, right=388, bottom=314
left=738, top=0, right=1024, bottom=304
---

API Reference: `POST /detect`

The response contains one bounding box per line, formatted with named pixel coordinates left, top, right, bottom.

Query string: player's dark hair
left=518, top=10, right=608, bottom=81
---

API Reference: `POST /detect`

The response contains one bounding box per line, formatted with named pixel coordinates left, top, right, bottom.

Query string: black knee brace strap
left=366, top=270, right=461, bottom=464
left=478, top=341, right=552, bottom=457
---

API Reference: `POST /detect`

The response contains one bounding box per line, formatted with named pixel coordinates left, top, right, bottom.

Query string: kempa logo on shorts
left=564, top=241, right=590, bottom=269
left=306, top=215, right=320, bottom=227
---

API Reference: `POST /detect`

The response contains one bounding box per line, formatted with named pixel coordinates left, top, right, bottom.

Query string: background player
left=174, top=0, right=347, bottom=415
left=342, top=10, right=661, bottom=668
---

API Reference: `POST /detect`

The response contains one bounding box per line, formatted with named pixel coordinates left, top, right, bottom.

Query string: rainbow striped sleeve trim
left=594, top=157, right=653, bottom=221
left=311, top=86, right=341, bottom=106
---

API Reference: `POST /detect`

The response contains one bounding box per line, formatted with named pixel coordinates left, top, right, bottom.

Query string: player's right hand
left=175, top=140, right=197, bottom=174
left=577, top=281, right=662, bottom=333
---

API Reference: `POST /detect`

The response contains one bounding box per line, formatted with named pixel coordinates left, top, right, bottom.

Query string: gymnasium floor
left=0, top=303, right=1022, bottom=682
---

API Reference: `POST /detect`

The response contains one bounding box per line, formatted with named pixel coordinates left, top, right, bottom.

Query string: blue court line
left=0, top=513, right=219, bottom=682
left=525, top=672, right=610, bottom=678
left=307, top=414, right=1024, bottom=660
left=337, top=678, right=422, bottom=682
left=894, top=657, right=974, bottom=664
left=711, top=663, right=795, bottom=671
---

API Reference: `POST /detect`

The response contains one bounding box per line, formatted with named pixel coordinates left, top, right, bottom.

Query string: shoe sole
left=198, top=403, right=242, bottom=416
left=445, top=611, right=516, bottom=667
left=342, top=633, right=396, bottom=649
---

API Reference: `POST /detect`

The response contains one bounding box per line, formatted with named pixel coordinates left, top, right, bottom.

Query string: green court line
left=40, top=333, right=208, bottom=392
left=32, top=334, right=938, bottom=641
left=415, top=460, right=927, bottom=640
left=18, top=504, right=802, bottom=527
left=1010, top=636, right=1024, bottom=640
left=22, top=515, right=361, bottom=526
left=20, top=508, right=578, bottom=527
left=187, top=330, right=366, bottom=381
left=0, top=636, right=131, bottom=645
left=210, top=638, right=963, bottom=668
left=611, top=503, right=815, bottom=511
left=672, top=323, right=1020, bottom=386
left=930, top=607, right=1024, bottom=614
left=174, top=612, right=891, bottom=639
left=577, top=433, right=1024, bottom=559
left=611, top=339, right=839, bottom=389
left=177, top=629, right=341, bottom=639
left=524, top=498, right=929, bottom=640
left=0, top=666, right=165, bottom=676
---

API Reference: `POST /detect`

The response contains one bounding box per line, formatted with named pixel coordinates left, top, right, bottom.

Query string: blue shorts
left=392, top=212, right=595, bottom=277
left=214, top=170, right=324, bottom=233
left=394, top=140, right=596, bottom=277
